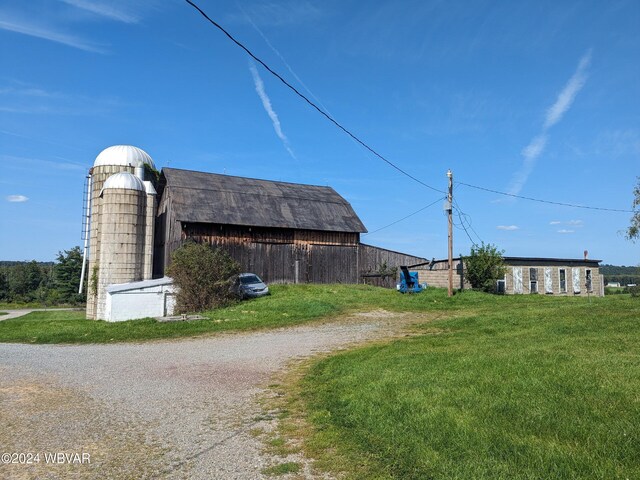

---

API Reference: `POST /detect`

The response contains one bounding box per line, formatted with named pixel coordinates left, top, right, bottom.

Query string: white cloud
left=7, top=195, right=29, bottom=203
left=544, top=51, right=591, bottom=129
left=557, top=229, right=574, bottom=234
left=497, top=225, right=519, bottom=231
left=551, top=219, right=584, bottom=228
left=0, top=15, right=106, bottom=53
left=507, top=50, right=591, bottom=195
left=60, top=0, right=138, bottom=23
left=249, top=62, right=296, bottom=160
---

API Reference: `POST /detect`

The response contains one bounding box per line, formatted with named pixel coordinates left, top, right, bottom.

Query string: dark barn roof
left=161, top=168, right=367, bottom=233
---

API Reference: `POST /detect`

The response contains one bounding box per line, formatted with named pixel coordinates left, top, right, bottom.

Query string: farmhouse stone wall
left=417, top=269, right=471, bottom=290
left=414, top=260, right=603, bottom=297
left=505, top=265, right=603, bottom=297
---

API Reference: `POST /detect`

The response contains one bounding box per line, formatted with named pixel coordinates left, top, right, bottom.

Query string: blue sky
left=1, top=0, right=638, bottom=265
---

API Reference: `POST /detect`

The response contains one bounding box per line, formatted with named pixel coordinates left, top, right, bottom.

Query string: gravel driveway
left=0, top=311, right=423, bottom=479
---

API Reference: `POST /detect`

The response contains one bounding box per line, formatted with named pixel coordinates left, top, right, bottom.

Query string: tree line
left=0, top=247, right=85, bottom=305
left=599, top=264, right=639, bottom=285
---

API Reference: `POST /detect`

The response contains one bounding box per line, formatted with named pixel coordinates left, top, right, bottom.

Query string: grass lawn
left=0, top=284, right=458, bottom=344
left=1, top=285, right=636, bottom=478
left=0, top=285, right=630, bottom=347
left=292, top=294, right=639, bottom=479
left=0, top=302, right=81, bottom=310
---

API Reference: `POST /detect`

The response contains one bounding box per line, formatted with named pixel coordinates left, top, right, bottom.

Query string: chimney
left=584, top=250, right=588, bottom=260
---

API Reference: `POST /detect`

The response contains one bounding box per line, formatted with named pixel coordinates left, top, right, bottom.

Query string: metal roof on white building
left=105, top=276, right=174, bottom=294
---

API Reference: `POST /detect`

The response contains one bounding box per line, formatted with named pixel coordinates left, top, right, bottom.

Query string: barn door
left=309, top=245, right=358, bottom=283
left=249, top=243, right=293, bottom=284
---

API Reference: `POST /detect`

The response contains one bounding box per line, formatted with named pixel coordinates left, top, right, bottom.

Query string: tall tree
left=626, top=177, right=640, bottom=242
left=8, top=261, right=43, bottom=298
left=53, top=246, right=85, bottom=303
left=0, top=270, right=8, bottom=300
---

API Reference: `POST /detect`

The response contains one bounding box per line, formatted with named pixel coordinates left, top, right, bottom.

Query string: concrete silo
left=85, top=145, right=156, bottom=319
left=94, top=172, right=147, bottom=320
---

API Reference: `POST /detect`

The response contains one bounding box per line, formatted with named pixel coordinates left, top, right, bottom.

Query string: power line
left=363, top=196, right=445, bottom=235
left=453, top=206, right=480, bottom=247
left=184, top=1, right=630, bottom=215
left=456, top=180, right=633, bottom=213
left=184, top=0, right=445, bottom=194
left=453, top=198, right=483, bottom=244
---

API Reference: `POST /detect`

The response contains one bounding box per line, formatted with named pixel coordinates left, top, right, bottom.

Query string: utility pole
left=447, top=169, right=453, bottom=297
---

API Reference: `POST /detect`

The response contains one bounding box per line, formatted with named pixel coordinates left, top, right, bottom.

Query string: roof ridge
left=168, top=184, right=349, bottom=206
left=162, top=167, right=337, bottom=191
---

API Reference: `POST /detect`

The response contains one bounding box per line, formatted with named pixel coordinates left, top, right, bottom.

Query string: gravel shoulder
left=0, top=310, right=429, bottom=479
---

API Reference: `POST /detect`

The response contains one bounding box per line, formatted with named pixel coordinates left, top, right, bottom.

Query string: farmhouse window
left=559, top=269, right=567, bottom=293
left=529, top=268, right=538, bottom=294
left=496, top=277, right=506, bottom=294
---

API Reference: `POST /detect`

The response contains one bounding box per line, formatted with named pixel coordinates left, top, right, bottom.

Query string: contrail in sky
left=0, top=16, right=105, bottom=53
left=249, top=61, right=296, bottom=160
left=508, top=50, right=592, bottom=195
left=237, top=1, right=332, bottom=115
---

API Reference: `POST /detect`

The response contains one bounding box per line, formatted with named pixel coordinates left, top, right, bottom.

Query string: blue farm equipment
left=397, top=266, right=425, bottom=294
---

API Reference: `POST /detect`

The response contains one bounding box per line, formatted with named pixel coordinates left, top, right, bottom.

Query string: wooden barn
left=153, top=168, right=424, bottom=284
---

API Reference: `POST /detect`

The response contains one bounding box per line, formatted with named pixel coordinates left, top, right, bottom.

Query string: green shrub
left=167, top=242, right=241, bottom=313
left=463, top=242, right=506, bottom=293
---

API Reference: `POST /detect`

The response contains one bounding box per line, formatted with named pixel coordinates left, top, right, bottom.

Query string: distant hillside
left=600, top=264, right=639, bottom=285
left=600, top=264, right=639, bottom=275
left=0, top=261, right=55, bottom=267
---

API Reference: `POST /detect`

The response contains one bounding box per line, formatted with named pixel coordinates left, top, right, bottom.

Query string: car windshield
left=240, top=275, right=261, bottom=285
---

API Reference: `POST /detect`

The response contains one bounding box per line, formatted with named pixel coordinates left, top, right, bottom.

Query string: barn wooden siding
left=156, top=223, right=427, bottom=286
left=177, top=223, right=359, bottom=284
left=358, top=244, right=428, bottom=288
left=153, top=189, right=182, bottom=277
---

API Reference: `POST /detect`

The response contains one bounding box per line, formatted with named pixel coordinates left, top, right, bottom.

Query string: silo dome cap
left=94, top=145, right=155, bottom=169
left=102, top=172, right=145, bottom=191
